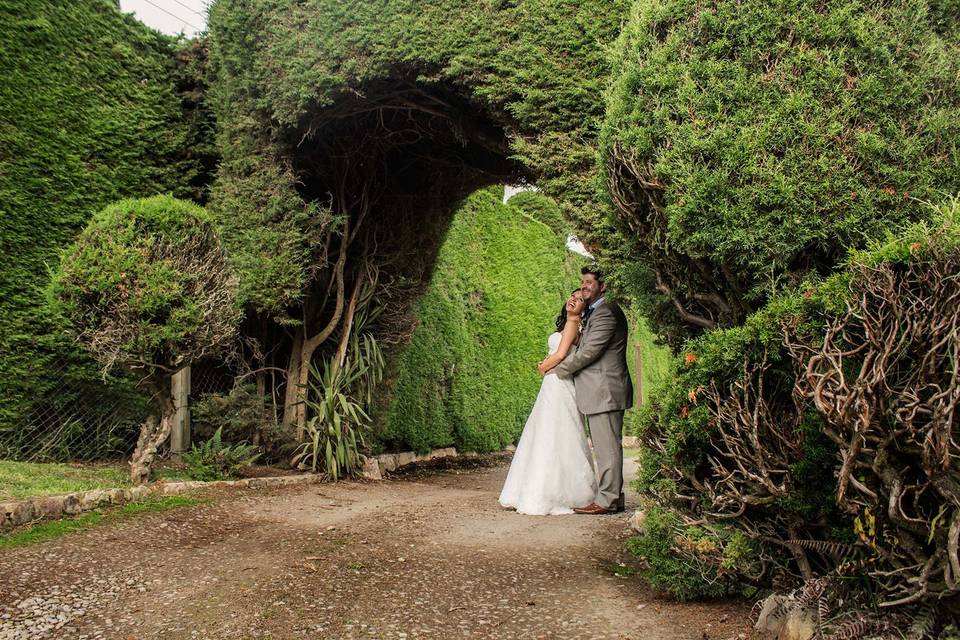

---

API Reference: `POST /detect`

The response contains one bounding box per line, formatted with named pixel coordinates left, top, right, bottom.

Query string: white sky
left=118, top=0, right=208, bottom=37
left=565, top=235, right=592, bottom=258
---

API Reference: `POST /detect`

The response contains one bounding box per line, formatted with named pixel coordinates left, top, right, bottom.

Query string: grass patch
left=0, top=494, right=203, bottom=550
left=0, top=460, right=129, bottom=500
left=0, top=512, right=105, bottom=549
left=0, top=460, right=200, bottom=501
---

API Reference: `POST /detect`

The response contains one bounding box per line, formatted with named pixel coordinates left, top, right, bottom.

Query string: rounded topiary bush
left=52, top=194, right=241, bottom=483
left=601, top=0, right=960, bottom=343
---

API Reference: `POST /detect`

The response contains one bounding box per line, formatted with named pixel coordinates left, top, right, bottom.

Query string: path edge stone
left=0, top=473, right=322, bottom=532
left=360, top=445, right=515, bottom=481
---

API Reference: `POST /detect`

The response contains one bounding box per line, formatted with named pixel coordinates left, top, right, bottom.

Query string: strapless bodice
left=548, top=331, right=562, bottom=355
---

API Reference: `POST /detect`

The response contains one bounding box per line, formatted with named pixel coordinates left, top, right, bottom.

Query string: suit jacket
left=553, top=299, right=633, bottom=415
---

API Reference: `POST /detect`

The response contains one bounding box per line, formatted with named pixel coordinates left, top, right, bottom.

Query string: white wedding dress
left=499, top=331, right=597, bottom=515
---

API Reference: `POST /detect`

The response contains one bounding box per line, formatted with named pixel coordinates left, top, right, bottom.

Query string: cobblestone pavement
left=0, top=457, right=752, bottom=639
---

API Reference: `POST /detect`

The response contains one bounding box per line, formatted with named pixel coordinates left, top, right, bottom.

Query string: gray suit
left=553, top=299, right=633, bottom=509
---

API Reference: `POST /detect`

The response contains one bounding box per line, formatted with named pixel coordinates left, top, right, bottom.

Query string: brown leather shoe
left=573, top=502, right=612, bottom=515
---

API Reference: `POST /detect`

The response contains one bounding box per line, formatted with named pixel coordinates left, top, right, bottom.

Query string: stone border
left=0, top=474, right=321, bottom=531
left=359, top=446, right=515, bottom=480
left=0, top=446, right=514, bottom=530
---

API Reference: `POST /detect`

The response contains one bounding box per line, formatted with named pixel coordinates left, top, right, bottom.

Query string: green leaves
left=602, top=0, right=960, bottom=341
left=378, top=187, right=582, bottom=454
left=0, top=1, right=214, bottom=437
left=292, top=327, right=384, bottom=480
left=49, top=195, right=240, bottom=378
left=183, top=426, right=261, bottom=481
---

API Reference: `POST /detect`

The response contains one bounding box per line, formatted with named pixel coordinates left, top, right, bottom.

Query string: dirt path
left=0, top=457, right=751, bottom=640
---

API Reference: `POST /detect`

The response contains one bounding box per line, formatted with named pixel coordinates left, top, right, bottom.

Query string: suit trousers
left=586, top=410, right=624, bottom=509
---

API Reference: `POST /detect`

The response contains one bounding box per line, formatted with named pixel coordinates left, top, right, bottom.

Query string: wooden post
left=634, top=344, right=643, bottom=407
left=170, top=365, right=191, bottom=461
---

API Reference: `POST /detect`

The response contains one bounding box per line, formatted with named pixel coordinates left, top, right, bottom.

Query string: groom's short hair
left=581, top=265, right=604, bottom=282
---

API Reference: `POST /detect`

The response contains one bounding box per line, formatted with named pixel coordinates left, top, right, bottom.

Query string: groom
left=551, top=266, right=633, bottom=514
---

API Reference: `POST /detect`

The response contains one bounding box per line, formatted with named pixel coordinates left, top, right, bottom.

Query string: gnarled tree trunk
left=129, top=380, right=176, bottom=485
left=281, top=329, right=304, bottom=431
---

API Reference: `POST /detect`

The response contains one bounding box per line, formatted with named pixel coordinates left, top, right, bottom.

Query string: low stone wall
left=1, top=446, right=512, bottom=531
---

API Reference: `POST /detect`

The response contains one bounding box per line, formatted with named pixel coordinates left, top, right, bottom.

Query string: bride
left=498, top=289, right=597, bottom=515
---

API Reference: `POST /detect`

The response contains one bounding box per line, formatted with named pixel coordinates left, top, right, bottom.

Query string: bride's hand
left=537, top=360, right=550, bottom=376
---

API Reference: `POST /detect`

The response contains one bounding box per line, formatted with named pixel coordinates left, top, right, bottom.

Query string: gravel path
left=0, top=456, right=751, bottom=639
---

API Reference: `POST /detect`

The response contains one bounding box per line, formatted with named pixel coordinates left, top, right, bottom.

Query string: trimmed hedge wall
left=600, top=0, right=960, bottom=344
left=374, top=187, right=581, bottom=453
left=0, top=1, right=212, bottom=452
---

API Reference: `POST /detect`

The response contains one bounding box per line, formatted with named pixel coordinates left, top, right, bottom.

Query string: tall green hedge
left=374, top=187, right=582, bottom=453
left=0, top=1, right=211, bottom=446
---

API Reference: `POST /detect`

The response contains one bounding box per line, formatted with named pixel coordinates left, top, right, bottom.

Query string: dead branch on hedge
left=787, top=239, right=960, bottom=615
left=605, top=142, right=745, bottom=334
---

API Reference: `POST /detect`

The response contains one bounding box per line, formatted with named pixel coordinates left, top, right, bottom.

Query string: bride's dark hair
left=555, top=288, right=582, bottom=332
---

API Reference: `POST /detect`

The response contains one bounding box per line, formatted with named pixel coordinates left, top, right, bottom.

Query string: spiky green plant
left=293, top=328, right=385, bottom=480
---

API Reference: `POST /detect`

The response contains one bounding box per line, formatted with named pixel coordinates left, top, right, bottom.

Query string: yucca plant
left=292, top=318, right=385, bottom=480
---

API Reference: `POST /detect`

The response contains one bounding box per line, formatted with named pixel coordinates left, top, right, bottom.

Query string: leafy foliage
left=50, top=195, right=240, bottom=484
left=293, top=327, right=385, bottom=480
left=50, top=195, right=241, bottom=376
left=627, top=506, right=751, bottom=600
left=0, top=0, right=216, bottom=443
left=635, top=199, right=960, bottom=630
left=205, top=0, right=628, bottom=319
left=191, top=384, right=292, bottom=461
left=182, top=427, right=261, bottom=481
left=601, top=0, right=960, bottom=343
left=624, top=311, right=672, bottom=436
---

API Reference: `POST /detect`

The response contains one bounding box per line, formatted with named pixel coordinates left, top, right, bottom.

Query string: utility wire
left=170, top=0, right=206, bottom=18
left=141, top=0, right=202, bottom=32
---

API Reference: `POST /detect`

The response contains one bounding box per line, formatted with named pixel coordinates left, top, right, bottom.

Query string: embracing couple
left=499, top=266, right=633, bottom=516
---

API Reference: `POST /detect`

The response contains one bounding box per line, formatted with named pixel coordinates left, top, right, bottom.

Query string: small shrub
left=191, top=384, right=292, bottom=461
left=635, top=199, right=960, bottom=630
left=49, top=195, right=241, bottom=484
left=182, top=427, right=260, bottom=481
left=626, top=506, right=745, bottom=600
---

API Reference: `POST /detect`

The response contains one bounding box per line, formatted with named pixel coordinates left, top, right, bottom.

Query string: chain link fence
left=0, top=357, right=255, bottom=464
left=0, top=357, right=149, bottom=462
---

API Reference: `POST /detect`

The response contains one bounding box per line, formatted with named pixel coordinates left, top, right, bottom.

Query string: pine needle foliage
left=374, top=187, right=582, bottom=453
left=205, top=0, right=629, bottom=319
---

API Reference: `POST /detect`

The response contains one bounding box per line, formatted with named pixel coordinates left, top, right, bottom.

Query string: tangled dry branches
left=787, top=243, right=960, bottom=613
